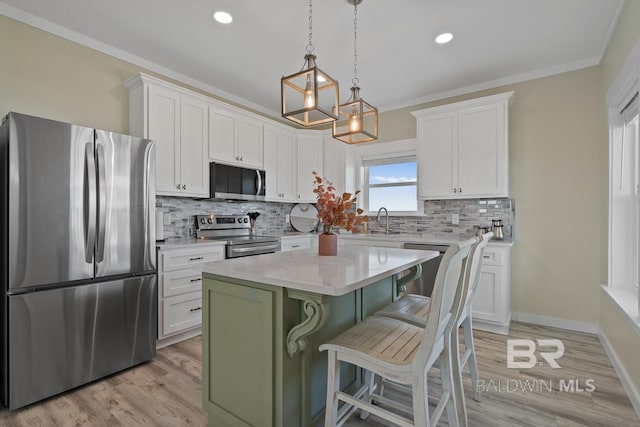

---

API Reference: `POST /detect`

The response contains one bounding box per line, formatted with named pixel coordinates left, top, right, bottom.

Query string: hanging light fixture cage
left=332, top=0, right=378, bottom=144
left=281, top=54, right=339, bottom=127
left=333, top=86, right=378, bottom=144
left=281, top=0, right=339, bottom=127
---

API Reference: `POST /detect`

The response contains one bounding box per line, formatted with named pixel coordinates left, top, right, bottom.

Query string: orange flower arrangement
left=312, top=171, right=369, bottom=233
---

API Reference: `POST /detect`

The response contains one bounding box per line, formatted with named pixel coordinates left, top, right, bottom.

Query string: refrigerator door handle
left=96, top=143, right=107, bottom=263
left=83, top=143, right=97, bottom=263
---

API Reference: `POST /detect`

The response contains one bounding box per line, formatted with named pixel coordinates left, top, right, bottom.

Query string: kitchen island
left=200, top=246, right=438, bottom=427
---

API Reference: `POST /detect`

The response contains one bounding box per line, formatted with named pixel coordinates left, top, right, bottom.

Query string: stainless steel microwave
left=209, top=162, right=266, bottom=201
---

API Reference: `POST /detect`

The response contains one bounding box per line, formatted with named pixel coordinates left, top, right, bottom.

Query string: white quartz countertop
left=202, top=247, right=439, bottom=296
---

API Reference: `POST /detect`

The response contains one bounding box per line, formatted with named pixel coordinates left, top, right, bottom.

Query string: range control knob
left=200, top=218, right=206, bottom=224
left=244, top=218, right=249, bottom=223
left=207, top=218, right=213, bottom=224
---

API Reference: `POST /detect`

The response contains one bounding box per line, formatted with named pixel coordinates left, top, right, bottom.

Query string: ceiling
left=0, top=0, right=624, bottom=119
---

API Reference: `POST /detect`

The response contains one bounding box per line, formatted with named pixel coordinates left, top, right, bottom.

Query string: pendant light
left=281, top=0, right=339, bottom=127
left=333, top=0, right=378, bottom=144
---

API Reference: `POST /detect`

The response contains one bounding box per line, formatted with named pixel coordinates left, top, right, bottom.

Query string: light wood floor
left=0, top=322, right=638, bottom=426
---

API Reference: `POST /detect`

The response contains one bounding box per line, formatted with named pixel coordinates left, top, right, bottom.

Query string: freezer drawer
left=5, top=275, right=157, bottom=410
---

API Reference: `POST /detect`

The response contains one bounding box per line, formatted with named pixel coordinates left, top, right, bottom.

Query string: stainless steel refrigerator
left=0, top=112, right=157, bottom=410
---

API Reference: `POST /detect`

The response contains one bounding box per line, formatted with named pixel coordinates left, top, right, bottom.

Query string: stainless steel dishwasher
left=402, top=243, right=450, bottom=297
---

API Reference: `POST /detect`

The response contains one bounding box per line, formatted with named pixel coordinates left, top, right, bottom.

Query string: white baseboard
left=511, top=312, right=598, bottom=334
left=597, top=326, right=640, bottom=418
left=156, top=327, right=202, bottom=349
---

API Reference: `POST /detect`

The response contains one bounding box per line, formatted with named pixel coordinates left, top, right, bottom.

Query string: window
left=362, top=156, right=420, bottom=214
left=609, top=90, right=640, bottom=318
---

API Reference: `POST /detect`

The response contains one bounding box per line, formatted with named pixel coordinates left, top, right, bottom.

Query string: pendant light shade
left=281, top=54, right=339, bottom=127
left=281, top=0, right=339, bottom=127
left=332, top=0, right=378, bottom=144
left=333, top=86, right=378, bottom=144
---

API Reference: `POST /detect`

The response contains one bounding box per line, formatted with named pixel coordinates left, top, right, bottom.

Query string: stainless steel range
left=196, top=214, right=280, bottom=258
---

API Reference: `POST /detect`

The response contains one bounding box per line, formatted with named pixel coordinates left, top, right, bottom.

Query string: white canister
left=155, top=209, right=165, bottom=241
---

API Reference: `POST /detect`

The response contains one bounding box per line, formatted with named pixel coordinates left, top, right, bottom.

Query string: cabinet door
left=263, top=127, right=279, bottom=200
left=203, top=279, right=274, bottom=427
left=237, top=115, right=263, bottom=168
left=458, top=103, right=507, bottom=197
left=296, top=133, right=323, bottom=202
left=148, top=84, right=181, bottom=195
left=264, top=127, right=296, bottom=201
left=417, top=112, right=458, bottom=199
left=278, top=131, right=296, bottom=201
left=208, top=107, right=237, bottom=164
left=323, top=137, right=347, bottom=193
left=180, top=95, right=209, bottom=197
left=471, top=265, right=503, bottom=323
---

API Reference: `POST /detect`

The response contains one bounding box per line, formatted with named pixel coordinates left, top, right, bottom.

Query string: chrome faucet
left=376, top=207, right=391, bottom=234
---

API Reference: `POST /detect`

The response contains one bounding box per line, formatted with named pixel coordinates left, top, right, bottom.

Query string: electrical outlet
left=163, top=212, right=171, bottom=225
left=451, top=213, right=459, bottom=225
left=285, top=214, right=290, bottom=223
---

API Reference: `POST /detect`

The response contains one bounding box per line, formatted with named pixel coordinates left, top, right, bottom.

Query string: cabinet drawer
left=161, top=269, right=203, bottom=297
left=281, top=237, right=311, bottom=252
left=162, top=291, right=202, bottom=336
left=160, top=246, right=224, bottom=272
left=481, top=248, right=503, bottom=266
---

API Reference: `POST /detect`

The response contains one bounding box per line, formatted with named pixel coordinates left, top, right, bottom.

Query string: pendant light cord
left=307, top=0, right=314, bottom=53
left=352, top=3, right=359, bottom=86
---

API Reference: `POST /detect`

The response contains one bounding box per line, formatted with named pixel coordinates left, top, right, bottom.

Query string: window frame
left=361, top=155, right=424, bottom=216
left=606, top=37, right=640, bottom=330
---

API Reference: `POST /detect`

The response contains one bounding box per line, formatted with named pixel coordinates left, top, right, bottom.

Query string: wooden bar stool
left=375, top=232, right=493, bottom=425
left=319, top=237, right=476, bottom=427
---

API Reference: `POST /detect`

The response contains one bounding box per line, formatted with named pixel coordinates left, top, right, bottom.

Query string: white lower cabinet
left=157, top=244, right=225, bottom=347
left=280, top=235, right=313, bottom=252
left=472, top=244, right=511, bottom=334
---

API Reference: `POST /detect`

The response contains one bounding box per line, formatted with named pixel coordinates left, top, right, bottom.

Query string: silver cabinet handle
left=459, top=188, right=462, bottom=193
left=453, top=188, right=457, bottom=193
left=291, top=245, right=300, bottom=248
left=189, top=256, right=204, bottom=261
left=483, top=255, right=491, bottom=259
left=189, top=306, right=202, bottom=312
left=176, top=184, right=181, bottom=190
left=182, top=184, right=187, bottom=190
left=190, top=278, right=202, bottom=283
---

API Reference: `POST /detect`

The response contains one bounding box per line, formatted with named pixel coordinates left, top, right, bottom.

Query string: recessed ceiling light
left=213, top=11, right=233, bottom=24
left=435, top=33, right=453, bottom=44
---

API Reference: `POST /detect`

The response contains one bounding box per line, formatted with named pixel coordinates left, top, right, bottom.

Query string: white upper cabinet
left=412, top=92, right=513, bottom=199
left=263, top=125, right=296, bottom=202
left=323, top=136, right=347, bottom=195
left=125, top=74, right=209, bottom=198
left=296, top=132, right=324, bottom=202
left=208, top=107, right=263, bottom=169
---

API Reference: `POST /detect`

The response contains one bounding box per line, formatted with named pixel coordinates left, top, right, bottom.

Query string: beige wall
left=599, top=290, right=640, bottom=401
left=599, top=0, right=640, bottom=405
left=376, top=69, right=607, bottom=324
left=0, top=16, right=137, bottom=134
left=0, top=16, right=272, bottom=135
left=601, top=0, right=640, bottom=92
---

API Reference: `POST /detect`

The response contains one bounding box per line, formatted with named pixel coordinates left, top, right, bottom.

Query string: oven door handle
left=230, top=244, right=279, bottom=253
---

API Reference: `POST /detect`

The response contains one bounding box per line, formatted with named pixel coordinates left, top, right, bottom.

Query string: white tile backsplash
left=158, top=196, right=515, bottom=241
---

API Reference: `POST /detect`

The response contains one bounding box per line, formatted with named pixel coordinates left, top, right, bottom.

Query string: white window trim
left=358, top=148, right=424, bottom=216
left=607, top=35, right=640, bottom=330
